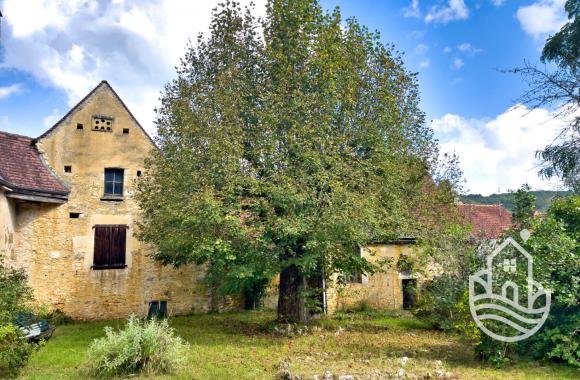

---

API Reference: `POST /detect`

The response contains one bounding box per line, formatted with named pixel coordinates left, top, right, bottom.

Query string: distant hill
left=461, top=190, right=573, bottom=212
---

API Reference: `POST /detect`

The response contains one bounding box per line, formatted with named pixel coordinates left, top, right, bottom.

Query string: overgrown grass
left=18, top=310, right=578, bottom=379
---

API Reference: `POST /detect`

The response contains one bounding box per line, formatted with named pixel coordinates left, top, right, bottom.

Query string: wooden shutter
left=93, top=226, right=109, bottom=268
left=93, top=225, right=127, bottom=269
left=110, top=225, right=126, bottom=267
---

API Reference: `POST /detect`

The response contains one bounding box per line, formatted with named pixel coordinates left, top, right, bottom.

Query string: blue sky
left=0, top=1, right=572, bottom=194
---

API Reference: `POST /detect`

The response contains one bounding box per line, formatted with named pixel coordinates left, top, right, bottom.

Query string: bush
left=419, top=192, right=580, bottom=368
left=0, top=324, right=34, bottom=378
left=35, top=307, right=73, bottom=326
left=0, top=258, right=33, bottom=324
left=84, top=316, right=189, bottom=378
left=0, top=258, right=35, bottom=378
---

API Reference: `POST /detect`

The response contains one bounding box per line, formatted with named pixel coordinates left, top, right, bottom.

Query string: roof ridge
left=0, top=130, right=34, bottom=140
left=34, top=81, right=108, bottom=141
left=460, top=203, right=508, bottom=208
left=34, top=80, right=155, bottom=146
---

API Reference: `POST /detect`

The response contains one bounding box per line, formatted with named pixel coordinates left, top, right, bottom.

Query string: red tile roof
left=458, top=203, right=513, bottom=239
left=0, top=131, right=68, bottom=195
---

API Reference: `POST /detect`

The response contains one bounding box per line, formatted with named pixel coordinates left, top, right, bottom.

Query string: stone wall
left=8, top=83, right=212, bottom=320
left=327, top=243, right=417, bottom=313
left=262, top=243, right=420, bottom=315
left=0, top=189, right=16, bottom=261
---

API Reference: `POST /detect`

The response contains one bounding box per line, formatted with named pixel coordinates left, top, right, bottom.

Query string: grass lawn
left=19, top=310, right=578, bottom=379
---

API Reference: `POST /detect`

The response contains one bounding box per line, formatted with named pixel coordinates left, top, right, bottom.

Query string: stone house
left=0, top=81, right=210, bottom=320
left=1, top=80, right=429, bottom=320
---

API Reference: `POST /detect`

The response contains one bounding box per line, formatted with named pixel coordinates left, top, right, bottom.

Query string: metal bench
left=14, top=313, right=56, bottom=341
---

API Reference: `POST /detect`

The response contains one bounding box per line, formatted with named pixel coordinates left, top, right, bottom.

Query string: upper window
left=104, top=168, right=124, bottom=196
left=93, top=225, right=127, bottom=270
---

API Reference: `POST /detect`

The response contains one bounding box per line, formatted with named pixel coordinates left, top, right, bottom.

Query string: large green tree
left=136, top=0, right=454, bottom=322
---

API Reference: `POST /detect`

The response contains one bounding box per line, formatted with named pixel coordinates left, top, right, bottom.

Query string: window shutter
left=111, top=225, right=126, bottom=267
left=93, top=225, right=127, bottom=269
left=93, top=226, right=109, bottom=268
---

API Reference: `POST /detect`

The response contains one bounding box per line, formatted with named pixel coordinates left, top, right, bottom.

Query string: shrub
left=84, top=316, right=189, bottom=378
left=0, top=324, right=34, bottom=378
left=35, top=307, right=72, bottom=326
left=0, top=258, right=35, bottom=378
left=0, top=258, right=33, bottom=324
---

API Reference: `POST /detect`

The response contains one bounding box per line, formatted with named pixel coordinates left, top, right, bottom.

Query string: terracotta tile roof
left=0, top=131, right=68, bottom=195
left=458, top=203, right=513, bottom=239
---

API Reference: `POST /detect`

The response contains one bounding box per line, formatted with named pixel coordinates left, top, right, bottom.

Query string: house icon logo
left=469, top=229, right=551, bottom=342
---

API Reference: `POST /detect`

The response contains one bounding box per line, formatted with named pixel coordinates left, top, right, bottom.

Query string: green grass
left=19, top=310, right=578, bottom=379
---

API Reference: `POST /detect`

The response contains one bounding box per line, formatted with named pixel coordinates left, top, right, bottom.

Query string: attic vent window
left=64, top=165, right=72, bottom=173
left=69, top=212, right=81, bottom=219
left=76, top=123, right=84, bottom=130
left=123, top=128, right=129, bottom=134
left=92, top=115, right=113, bottom=132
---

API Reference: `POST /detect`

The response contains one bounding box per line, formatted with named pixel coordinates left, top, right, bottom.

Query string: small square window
left=348, top=270, right=363, bottom=284
left=64, top=165, right=72, bottom=173
left=69, top=212, right=81, bottom=219
left=76, top=123, right=84, bottom=130
left=104, top=168, right=124, bottom=196
left=137, top=170, right=142, bottom=177
left=147, top=301, right=168, bottom=319
left=123, top=128, right=129, bottom=134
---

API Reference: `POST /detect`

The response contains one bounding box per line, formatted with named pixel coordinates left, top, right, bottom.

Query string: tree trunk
left=277, top=264, right=308, bottom=323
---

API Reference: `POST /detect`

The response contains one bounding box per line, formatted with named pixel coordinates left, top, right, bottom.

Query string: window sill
left=100, top=195, right=124, bottom=202
left=91, top=264, right=128, bottom=270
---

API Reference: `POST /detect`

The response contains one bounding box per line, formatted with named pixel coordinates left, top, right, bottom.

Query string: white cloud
left=453, top=57, right=464, bottom=69
left=409, top=30, right=425, bottom=39
left=443, top=46, right=452, bottom=53
left=419, top=58, right=430, bottom=68
left=0, top=0, right=267, bottom=135
left=43, top=108, right=62, bottom=128
left=491, top=0, right=505, bottom=6
left=516, top=0, right=567, bottom=39
left=425, top=0, right=469, bottom=23
left=457, top=42, right=482, bottom=54
left=415, top=43, right=429, bottom=55
left=0, top=83, right=23, bottom=100
left=403, top=0, right=421, bottom=18
left=432, top=105, right=567, bottom=194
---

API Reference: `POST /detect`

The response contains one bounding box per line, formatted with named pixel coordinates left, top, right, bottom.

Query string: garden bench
left=14, top=312, right=56, bottom=341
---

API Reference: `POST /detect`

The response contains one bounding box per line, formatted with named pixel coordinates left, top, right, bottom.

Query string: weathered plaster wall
left=0, top=189, right=16, bottom=261
left=327, top=243, right=417, bottom=314
left=262, top=243, right=420, bottom=315
left=12, top=84, right=211, bottom=320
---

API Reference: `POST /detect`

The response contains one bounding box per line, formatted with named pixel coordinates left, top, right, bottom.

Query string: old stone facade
left=0, top=80, right=434, bottom=321
left=326, top=242, right=420, bottom=313
left=262, top=240, right=425, bottom=314
left=0, top=81, right=210, bottom=320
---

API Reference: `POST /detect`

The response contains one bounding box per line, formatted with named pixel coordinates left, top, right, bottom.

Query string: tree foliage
left=513, top=183, right=536, bottom=226
left=461, top=190, right=572, bottom=211
left=0, top=258, right=34, bottom=377
left=136, top=0, right=457, bottom=321
left=541, top=0, right=579, bottom=72
left=510, top=0, right=580, bottom=192
left=418, top=187, right=579, bottom=367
